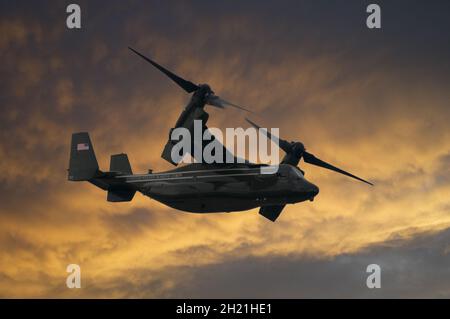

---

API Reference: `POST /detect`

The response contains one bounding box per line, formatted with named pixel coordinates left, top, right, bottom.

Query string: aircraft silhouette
left=68, top=48, right=372, bottom=221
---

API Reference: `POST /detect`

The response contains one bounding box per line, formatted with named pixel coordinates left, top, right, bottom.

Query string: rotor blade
left=207, top=96, right=253, bottom=113
left=245, top=118, right=292, bottom=153
left=303, top=151, right=373, bottom=186
left=219, top=99, right=253, bottom=113
left=128, top=47, right=199, bottom=93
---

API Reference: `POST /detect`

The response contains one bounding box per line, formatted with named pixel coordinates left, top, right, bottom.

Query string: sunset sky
left=1, top=0, right=449, bottom=298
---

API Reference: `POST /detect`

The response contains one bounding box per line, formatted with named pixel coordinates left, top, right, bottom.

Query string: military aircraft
left=68, top=48, right=372, bottom=221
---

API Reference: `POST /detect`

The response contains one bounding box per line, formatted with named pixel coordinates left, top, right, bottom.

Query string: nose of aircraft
left=305, top=181, right=319, bottom=198
left=311, top=184, right=319, bottom=196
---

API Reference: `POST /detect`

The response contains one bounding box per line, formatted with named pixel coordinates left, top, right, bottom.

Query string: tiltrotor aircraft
left=68, top=47, right=372, bottom=221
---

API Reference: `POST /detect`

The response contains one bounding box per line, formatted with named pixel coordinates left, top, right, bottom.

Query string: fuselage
left=80, top=85, right=318, bottom=215
left=116, top=163, right=319, bottom=213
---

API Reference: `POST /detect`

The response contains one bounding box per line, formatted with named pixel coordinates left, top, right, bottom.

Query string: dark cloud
left=164, top=228, right=450, bottom=298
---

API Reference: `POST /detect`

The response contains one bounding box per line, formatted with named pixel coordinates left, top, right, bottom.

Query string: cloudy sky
left=0, top=0, right=449, bottom=298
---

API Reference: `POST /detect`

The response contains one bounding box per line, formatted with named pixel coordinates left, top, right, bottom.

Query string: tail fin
left=110, top=153, right=132, bottom=175
left=107, top=153, right=136, bottom=202
left=68, top=132, right=99, bottom=181
left=68, top=133, right=136, bottom=202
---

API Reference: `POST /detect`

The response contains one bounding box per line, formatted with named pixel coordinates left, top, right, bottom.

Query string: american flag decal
left=77, top=143, right=89, bottom=151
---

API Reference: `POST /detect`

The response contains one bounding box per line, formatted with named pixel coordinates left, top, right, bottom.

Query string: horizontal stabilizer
left=107, top=189, right=136, bottom=202
left=259, top=205, right=285, bottom=222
